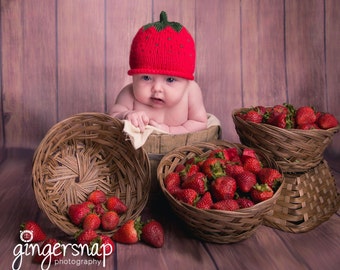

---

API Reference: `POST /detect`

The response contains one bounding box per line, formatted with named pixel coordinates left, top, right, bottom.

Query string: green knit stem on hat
left=144, top=11, right=183, bottom=32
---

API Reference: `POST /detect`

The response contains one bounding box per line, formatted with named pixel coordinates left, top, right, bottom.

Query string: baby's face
left=132, top=74, right=189, bottom=109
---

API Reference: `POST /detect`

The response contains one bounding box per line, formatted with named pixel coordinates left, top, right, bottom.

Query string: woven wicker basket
left=232, top=109, right=339, bottom=173
left=157, top=140, right=284, bottom=244
left=264, top=160, right=340, bottom=233
left=32, top=113, right=151, bottom=236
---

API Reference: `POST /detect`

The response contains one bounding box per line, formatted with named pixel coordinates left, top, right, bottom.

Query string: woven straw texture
left=232, top=109, right=339, bottom=173
left=157, top=140, right=284, bottom=244
left=32, top=113, right=151, bottom=235
left=264, top=160, right=340, bottom=233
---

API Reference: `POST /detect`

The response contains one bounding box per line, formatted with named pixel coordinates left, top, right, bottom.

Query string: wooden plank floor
left=0, top=149, right=339, bottom=270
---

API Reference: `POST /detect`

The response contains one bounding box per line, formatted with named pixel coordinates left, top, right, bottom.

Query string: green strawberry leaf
left=144, top=11, right=183, bottom=32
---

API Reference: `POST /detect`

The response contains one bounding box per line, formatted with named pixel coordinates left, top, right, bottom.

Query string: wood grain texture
left=241, top=0, right=286, bottom=106
left=57, top=0, right=105, bottom=120
left=0, top=150, right=339, bottom=269
left=196, top=0, right=241, bottom=142
left=285, top=0, right=326, bottom=110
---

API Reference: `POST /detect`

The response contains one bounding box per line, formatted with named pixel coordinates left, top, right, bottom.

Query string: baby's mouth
left=151, top=97, right=164, bottom=104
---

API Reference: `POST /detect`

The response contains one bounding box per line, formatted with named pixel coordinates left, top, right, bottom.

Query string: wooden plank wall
left=0, top=0, right=339, bottom=158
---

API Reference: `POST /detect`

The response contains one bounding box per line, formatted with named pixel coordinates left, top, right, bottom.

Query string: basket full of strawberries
left=232, top=104, right=339, bottom=172
left=157, top=140, right=284, bottom=244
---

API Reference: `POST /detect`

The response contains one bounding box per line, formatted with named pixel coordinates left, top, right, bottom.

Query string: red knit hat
left=128, top=11, right=196, bottom=80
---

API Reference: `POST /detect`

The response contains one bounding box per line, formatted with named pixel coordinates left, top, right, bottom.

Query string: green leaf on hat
left=144, top=11, right=183, bottom=32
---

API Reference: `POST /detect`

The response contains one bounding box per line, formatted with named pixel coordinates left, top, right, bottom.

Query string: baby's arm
left=110, top=84, right=150, bottom=132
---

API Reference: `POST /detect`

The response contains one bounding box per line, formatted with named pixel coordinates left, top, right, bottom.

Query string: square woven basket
left=232, top=108, right=339, bottom=173
left=157, top=140, right=284, bottom=244
left=32, top=113, right=151, bottom=236
left=264, top=160, right=340, bottom=233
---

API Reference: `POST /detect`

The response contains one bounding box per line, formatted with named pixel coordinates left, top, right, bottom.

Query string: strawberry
left=224, top=147, right=240, bottom=161
left=106, top=196, right=128, bottom=214
left=141, top=220, right=164, bottom=248
left=265, top=104, right=295, bottom=129
left=179, top=163, right=200, bottom=181
left=88, top=190, right=106, bottom=204
left=112, top=217, right=143, bottom=244
left=242, top=148, right=257, bottom=159
left=235, top=171, right=257, bottom=193
left=211, top=199, right=239, bottom=211
left=68, top=202, right=92, bottom=226
left=224, top=163, right=244, bottom=177
left=257, top=168, right=282, bottom=189
left=20, top=221, right=46, bottom=243
left=250, top=183, right=274, bottom=203
left=295, top=106, right=316, bottom=126
left=91, top=234, right=115, bottom=260
left=297, top=123, right=319, bottom=130
left=236, top=198, right=255, bottom=209
left=94, top=203, right=106, bottom=216
left=33, top=238, right=63, bottom=264
left=83, top=213, right=101, bottom=230
left=195, top=191, right=213, bottom=209
left=209, top=148, right=230, bottom=160
left=76, top=229, right=98, bottom=245
left=101, top=211, right=120, bottom=231
left=242, top=156, right=262, bottom=174
left=210, top=176, right=237, bottom=201
left=174, top=163, right=186, bottom=173
left=164, top=172, right=181, bottom=194
left=181, top=172, right=207, bottom=195
left=201, top=157, right=226, bottom=180
left=317, top=113, right=339, bottom=129
left=173, top=188, right=198, bottom=205
left=242, top=109, right=263, bottom=123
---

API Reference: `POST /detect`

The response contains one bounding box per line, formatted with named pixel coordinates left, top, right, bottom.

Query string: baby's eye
left=166, top=77, right=175, bottom=83
left=142, top=75, right=151, bottom=81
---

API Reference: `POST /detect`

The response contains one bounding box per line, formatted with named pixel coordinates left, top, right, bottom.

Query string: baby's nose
left=152, top=82, right=163, bottom=92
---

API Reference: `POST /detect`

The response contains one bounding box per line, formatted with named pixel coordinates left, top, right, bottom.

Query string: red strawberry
left=250, top=183, right=274, bottom=203
left=20, top=221, right=46, bottom=243
left=201, top=157, right=226, bottom=180
left=91, top=234, right=115, bottom=260
left=242, top=148, right=257, bottom=159
left=242, top=156, right=262, bottom=174
left=88, top=190, right=106, bottom=204
left=297, top=123, right=319, bottom=130
left=94, top=203, right=106, bottom=216
left=209, top=148, right=230, bottom=160
left=257, top=168, right=282, bottom=189
left=265, top=104, right=295, bottom=129
left=236, top=198, right=255, bottom=209
left=235, top=171, right=257, bottom=193
left=211, top=199, right=239, bottom=211
left=242, top=109, right=263, bottom=123
left=33, top=238, right=63, bottom=264
left=295, top=106, right=316, bottom=126
left=181, top=172, right=207, bottom=195
left=174, top=163, right=186, bottom=172
left=210, top=176, right=237, bottom=201
left=106, top=196, right=128, bottom=214
left=179, top=163, right=200, bottom=181
left=112, top=217, right=143, bottom=244
left=195, top=192, right=213, bottom=209
left=101, top=211, right=120, bottom=231
left=83, top=213, right=101, bottom=230
left=224, top=163, right=244, bottom=177
left=224, top=147, right=240, bottom=161
left=76, top=229, right=98, bottom=245
left=164, top=172, right=181, bottom=195
left=317, top=113, right=339, bottom=129
left=141, top=220, right=164, bottom=248
left=68, top=202, right=92, bottom=226
left=173, top=188, right=198, bottom=205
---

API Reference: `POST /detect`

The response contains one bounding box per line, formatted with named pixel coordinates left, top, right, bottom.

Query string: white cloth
left=122, top=113, right=221, bottom=149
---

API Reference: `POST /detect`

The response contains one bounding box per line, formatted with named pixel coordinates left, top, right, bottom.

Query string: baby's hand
left=125, top=111, right=149, bottom=132
left=149, top=120, right=170, bottom=133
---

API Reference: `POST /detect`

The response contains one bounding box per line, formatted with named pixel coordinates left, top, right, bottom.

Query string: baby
left=110, top=11, right=207, bottom=134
